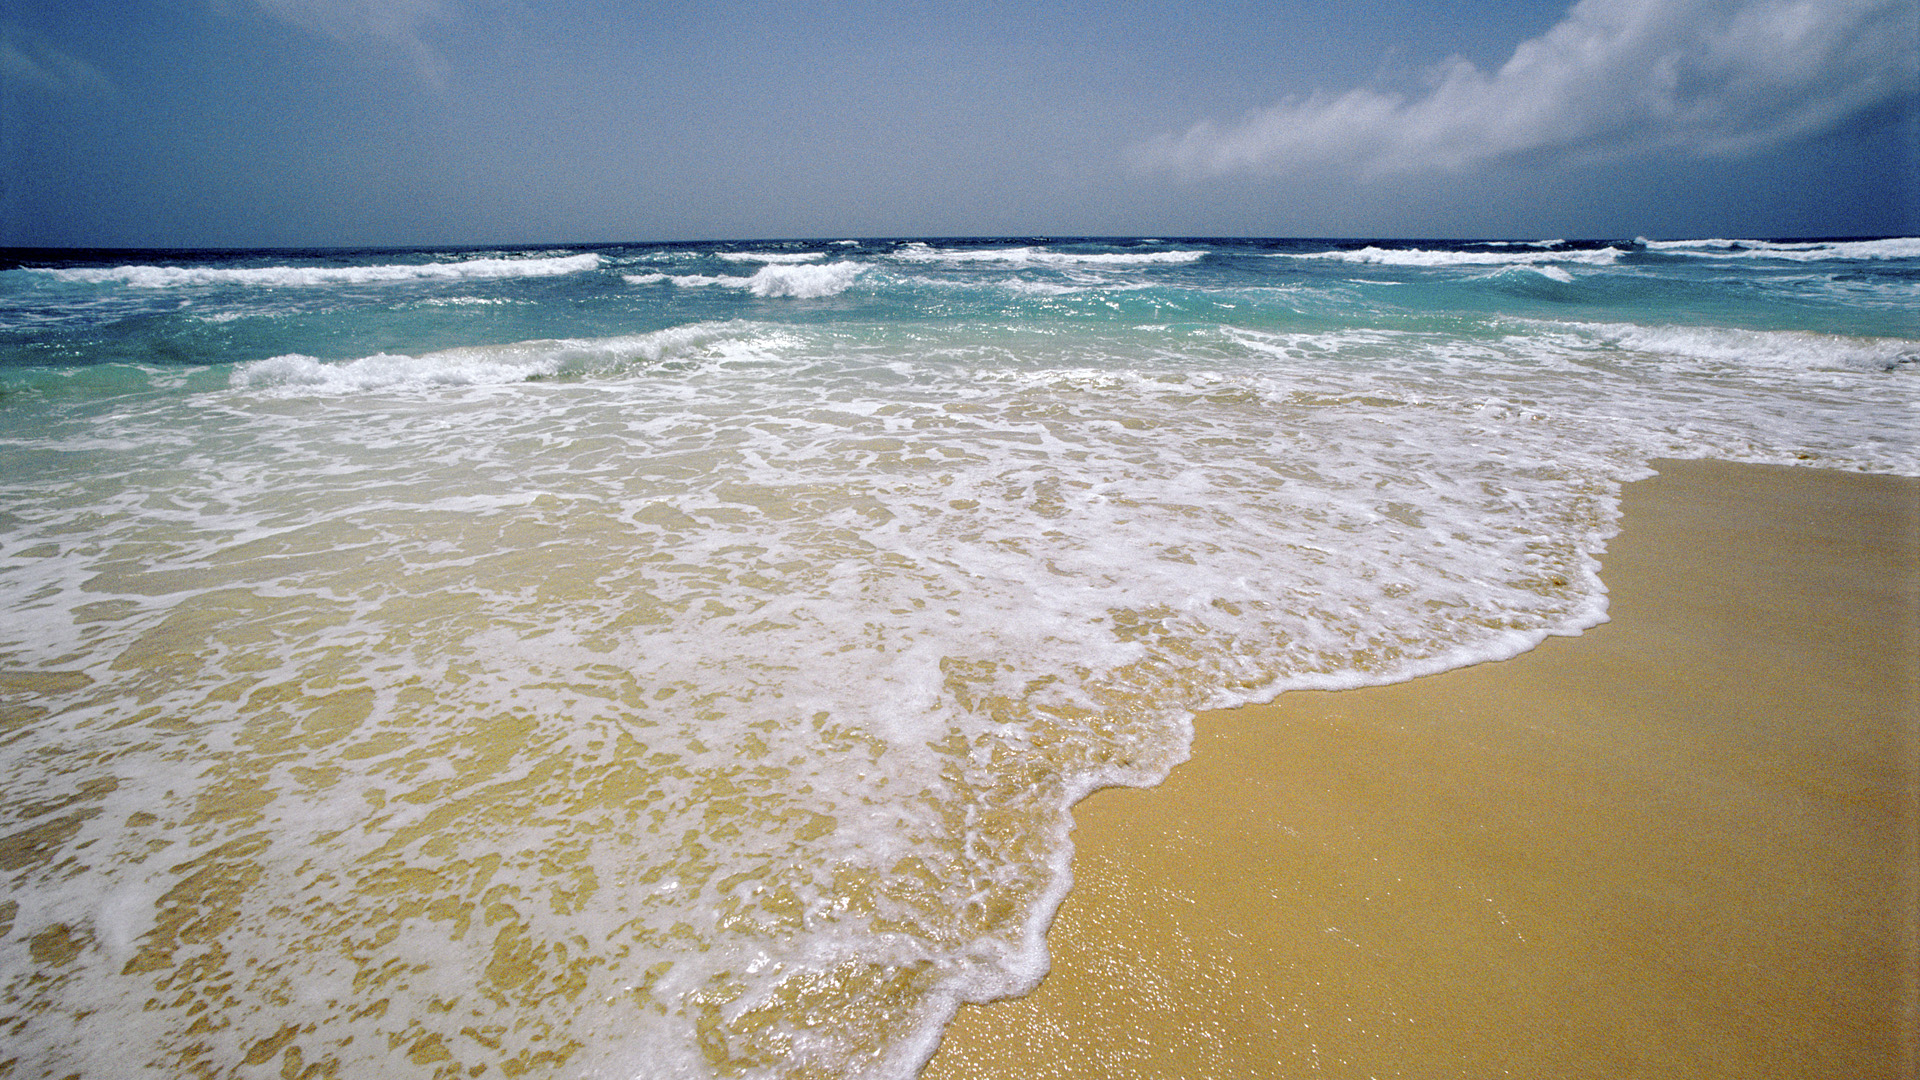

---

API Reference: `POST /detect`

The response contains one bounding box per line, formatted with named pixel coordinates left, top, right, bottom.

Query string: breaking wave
left=624, top=262, right=865, bottom=298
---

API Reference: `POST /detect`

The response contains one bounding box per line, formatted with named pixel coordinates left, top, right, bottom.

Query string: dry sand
left=924, top=459, right=1918, bottom=1080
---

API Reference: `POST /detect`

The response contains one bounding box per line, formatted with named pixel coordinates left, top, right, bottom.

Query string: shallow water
left=0, top=237, right=1914, bottom=1078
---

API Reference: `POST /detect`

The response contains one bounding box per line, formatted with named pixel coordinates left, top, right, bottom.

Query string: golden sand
left=924, top=459, right=1919, bottom=1080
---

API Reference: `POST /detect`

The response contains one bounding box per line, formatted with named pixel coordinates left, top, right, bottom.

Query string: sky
left=1, top=0, right=1913, bottom=247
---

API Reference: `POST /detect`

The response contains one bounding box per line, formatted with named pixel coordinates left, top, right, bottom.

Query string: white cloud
left=248, top=0, right=454, bottom=84
left=0, top=23, right=116, bottom=99
left=1134, top=0, right=1916, bottom=177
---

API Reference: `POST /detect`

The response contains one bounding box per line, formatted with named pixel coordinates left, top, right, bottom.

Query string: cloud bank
left=1135, top=0, right=1916, bottom=177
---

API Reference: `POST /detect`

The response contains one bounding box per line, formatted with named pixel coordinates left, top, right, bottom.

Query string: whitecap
left=741, top=261, right=864, bottom=297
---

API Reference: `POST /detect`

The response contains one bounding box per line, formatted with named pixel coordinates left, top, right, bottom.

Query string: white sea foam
left=39, top=253, right=602, bottom=288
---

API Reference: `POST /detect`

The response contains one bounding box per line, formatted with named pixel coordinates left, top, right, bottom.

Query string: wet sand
left=924, top=459, right=1919, bottom=1080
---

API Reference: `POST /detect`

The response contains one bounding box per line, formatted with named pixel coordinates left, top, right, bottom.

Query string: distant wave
left=890, top=244, right=1208, bottom=266
left=1276, top=246, right=1626, bottom=268
left=623, top=261, right=864, bottom=298
left=39, top=253, right=602, bottom=288
left=891, top=273, right=1153, bottom=297
left=1473, top=239, right=1567, bottom=249
left=1638, top=237, right=1920, bottom=261
left=713, top=251, right=827, bottom=264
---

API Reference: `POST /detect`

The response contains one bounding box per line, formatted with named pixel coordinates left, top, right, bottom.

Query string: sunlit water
left=1, top=236, right=1914, bottom=1078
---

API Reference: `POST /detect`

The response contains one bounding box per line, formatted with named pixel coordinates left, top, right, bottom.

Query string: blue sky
left=2, top=0, right=1913, bottom=246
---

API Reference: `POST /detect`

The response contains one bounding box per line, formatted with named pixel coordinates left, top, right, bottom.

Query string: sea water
left=0, top=236, right=1913, bottom=1078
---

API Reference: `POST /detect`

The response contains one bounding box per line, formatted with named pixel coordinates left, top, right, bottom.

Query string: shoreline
left=923, top=458, right=1919, bottom=1079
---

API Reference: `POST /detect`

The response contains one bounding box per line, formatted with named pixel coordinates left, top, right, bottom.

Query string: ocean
left=1, top=236, right=1914, bottom=1079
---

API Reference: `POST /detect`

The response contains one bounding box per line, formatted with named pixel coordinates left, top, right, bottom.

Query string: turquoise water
left=1, top=236, right=1914, bottom=1078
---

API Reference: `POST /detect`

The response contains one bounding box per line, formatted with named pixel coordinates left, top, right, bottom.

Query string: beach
left=3, top=240, right=1914, bottom=1078
left=925, top=458, right=1919, bottom=1080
